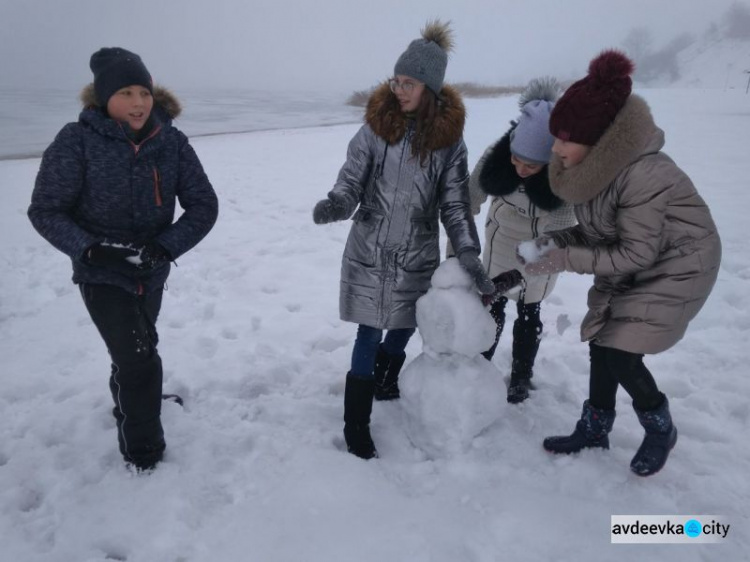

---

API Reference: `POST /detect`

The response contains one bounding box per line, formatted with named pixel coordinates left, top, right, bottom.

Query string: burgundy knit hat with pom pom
left=549, top=50, right=635, bottom=146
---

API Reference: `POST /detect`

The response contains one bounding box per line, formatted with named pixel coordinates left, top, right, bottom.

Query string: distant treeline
left=346, top=82, right=526, bottom=107
left=622, top=1, right=750, bottom=83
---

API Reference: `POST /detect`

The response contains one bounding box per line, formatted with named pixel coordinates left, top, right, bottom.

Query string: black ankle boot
left=344, top=374, right=378, bottom=459
left=544, top=400, right=616, bottom=454
left=373, top=345, right=406, bottom=401
left=630, top=394, right=678, bottom=476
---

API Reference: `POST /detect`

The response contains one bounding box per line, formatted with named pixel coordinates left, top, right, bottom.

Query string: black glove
left=457, top=250, right=495, bottom=295
left=138, top=241, right=171, bottom=270
left=313, top=195, right=348, bottom=224
left=481, top=269, right=524, bottom=306
left=85, top=243, right=140, bottom=275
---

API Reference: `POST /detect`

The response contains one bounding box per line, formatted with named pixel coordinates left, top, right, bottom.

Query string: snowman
left=400, top=258, right=520, bottom=458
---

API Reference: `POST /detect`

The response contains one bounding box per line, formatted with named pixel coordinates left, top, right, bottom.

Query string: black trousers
left=80, top=283, right=165, bottom=468
left=588, top=342, right=662, bottom=411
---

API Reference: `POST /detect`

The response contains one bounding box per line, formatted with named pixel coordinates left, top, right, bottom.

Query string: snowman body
left=400, top=258, right=503, bottom=458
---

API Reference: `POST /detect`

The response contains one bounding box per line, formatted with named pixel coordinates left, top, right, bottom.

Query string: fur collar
left=549, top=95, right=664, bottom=204
left=364, top=82, right=465, bottom=150
left=478, top=125, right=564, bottom=211
left=79, top=83, right=182, bottom=120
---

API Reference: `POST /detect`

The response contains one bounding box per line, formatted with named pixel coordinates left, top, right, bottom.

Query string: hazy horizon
left=0, top=0, right=744, bottom=95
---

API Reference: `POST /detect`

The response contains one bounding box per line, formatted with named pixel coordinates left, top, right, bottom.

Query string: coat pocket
left=404, top=217, right=440, bottom=272
left=343, top=207, right=384, bottom=267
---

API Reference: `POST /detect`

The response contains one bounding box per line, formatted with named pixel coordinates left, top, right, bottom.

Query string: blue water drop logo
left=685, top=519, right=702, bottom=538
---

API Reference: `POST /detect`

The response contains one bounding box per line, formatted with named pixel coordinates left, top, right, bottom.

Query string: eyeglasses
left=389, top=78, right=421, bottom=94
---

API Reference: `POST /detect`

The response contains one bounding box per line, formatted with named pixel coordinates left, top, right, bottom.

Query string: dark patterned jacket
left=29, top=85, right=218, bottom=294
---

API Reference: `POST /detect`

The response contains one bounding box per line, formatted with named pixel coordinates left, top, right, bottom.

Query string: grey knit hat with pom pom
left=394, top=20, right=454, bottom=94
left=509, top=77, right=561, bottom=165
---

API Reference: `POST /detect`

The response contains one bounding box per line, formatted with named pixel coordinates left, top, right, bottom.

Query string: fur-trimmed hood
left=549, top=94, right=664, bottom=204
left=79, top=83, right=182, bottom=120
left=364, top=82, right=465, bottom=150
left=478, top=124, right=564, bottom=211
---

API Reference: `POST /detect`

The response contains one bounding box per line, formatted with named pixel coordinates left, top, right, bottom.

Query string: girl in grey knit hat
left=456, top=77, right=576, bottom=404
left=312, top=20, right=495, bottom=460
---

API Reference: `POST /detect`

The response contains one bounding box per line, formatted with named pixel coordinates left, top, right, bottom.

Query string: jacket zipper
left=153, top=167, right=162, bottom=206
left=121, top=123, right=162, bottom=155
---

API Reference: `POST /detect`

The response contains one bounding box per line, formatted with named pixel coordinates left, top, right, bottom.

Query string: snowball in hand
left=416, top=258, right=496, bottom=357
left=517, top=238, right=556, bottom=264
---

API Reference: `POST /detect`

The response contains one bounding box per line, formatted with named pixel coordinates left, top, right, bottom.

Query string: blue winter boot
left=630, top=394, right=678, bottom=476
left=543, top=400, right=616, bottom=454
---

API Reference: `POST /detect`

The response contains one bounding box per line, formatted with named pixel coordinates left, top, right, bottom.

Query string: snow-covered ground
left=1, top=88, right=748, bottom=561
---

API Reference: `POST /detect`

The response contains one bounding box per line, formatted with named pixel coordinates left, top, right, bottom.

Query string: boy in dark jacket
left=28, top=47, right=218, bottom=471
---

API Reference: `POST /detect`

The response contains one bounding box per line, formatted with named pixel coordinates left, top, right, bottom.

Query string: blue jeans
left=350, top=324, right=415, bottom=378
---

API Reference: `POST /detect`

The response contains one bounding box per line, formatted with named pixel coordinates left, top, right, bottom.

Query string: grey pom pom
left=518, top=77, right=561, bottom=109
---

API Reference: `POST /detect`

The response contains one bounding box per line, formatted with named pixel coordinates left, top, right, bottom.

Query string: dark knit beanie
left=394, top=20, right=454, bottom=94
left=90, top=47, right=153, bottom=107
left=549, top=50, right=634, bottom=146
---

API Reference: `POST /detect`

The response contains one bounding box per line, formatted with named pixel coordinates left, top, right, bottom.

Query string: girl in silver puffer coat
left=312, top=21, right=493, bottom=460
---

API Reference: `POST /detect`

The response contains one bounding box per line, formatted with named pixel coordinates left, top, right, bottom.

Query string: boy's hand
left=85, top=243, right=139, bottom=275
left=138, top=241, right=171, bottom=270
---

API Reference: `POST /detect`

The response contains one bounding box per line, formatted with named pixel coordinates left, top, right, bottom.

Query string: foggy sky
left=0, top=0, right=740, bottom=94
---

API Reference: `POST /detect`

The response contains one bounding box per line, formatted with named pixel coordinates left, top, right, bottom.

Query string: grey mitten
left=312, top=195, right=348, bottom=224
left=457, top=250, right=495, bottom=295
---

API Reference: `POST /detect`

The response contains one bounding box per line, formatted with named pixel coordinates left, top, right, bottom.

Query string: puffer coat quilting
left=549, top=95, right=721, bottom=354
left=329, top=84, right=481, bottom=329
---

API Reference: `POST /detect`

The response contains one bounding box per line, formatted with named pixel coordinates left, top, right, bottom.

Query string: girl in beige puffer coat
left=463, top=78, right=576, bottom=404
left=523, top=50, right=721, bottom=477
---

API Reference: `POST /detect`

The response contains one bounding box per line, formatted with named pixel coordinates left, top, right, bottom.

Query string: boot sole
left=543, top=442, right=610, bottom=454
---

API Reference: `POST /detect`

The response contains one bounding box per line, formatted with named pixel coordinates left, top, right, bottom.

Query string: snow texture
left=1, top=88, right=748, bottom=561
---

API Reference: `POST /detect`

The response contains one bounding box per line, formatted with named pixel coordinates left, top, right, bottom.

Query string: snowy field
left=1, top=88, right=748, bottom=561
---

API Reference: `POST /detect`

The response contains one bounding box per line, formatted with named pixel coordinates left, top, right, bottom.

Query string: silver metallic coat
left=329, top=84, right=481, bottom=329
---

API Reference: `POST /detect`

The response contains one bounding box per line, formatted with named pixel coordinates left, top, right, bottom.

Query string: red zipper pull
left=153, top=167, right=163, bottom=206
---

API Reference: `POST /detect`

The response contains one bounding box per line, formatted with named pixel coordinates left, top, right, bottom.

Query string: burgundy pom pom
left=588, top=49, right=635, bottom=83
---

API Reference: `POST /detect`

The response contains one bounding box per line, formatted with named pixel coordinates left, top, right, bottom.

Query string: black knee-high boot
left=343, top=374, right=378, bottom=459
left=507, top=302, right=542, bottom=404
left=373, top=345, right=407, bottom=401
